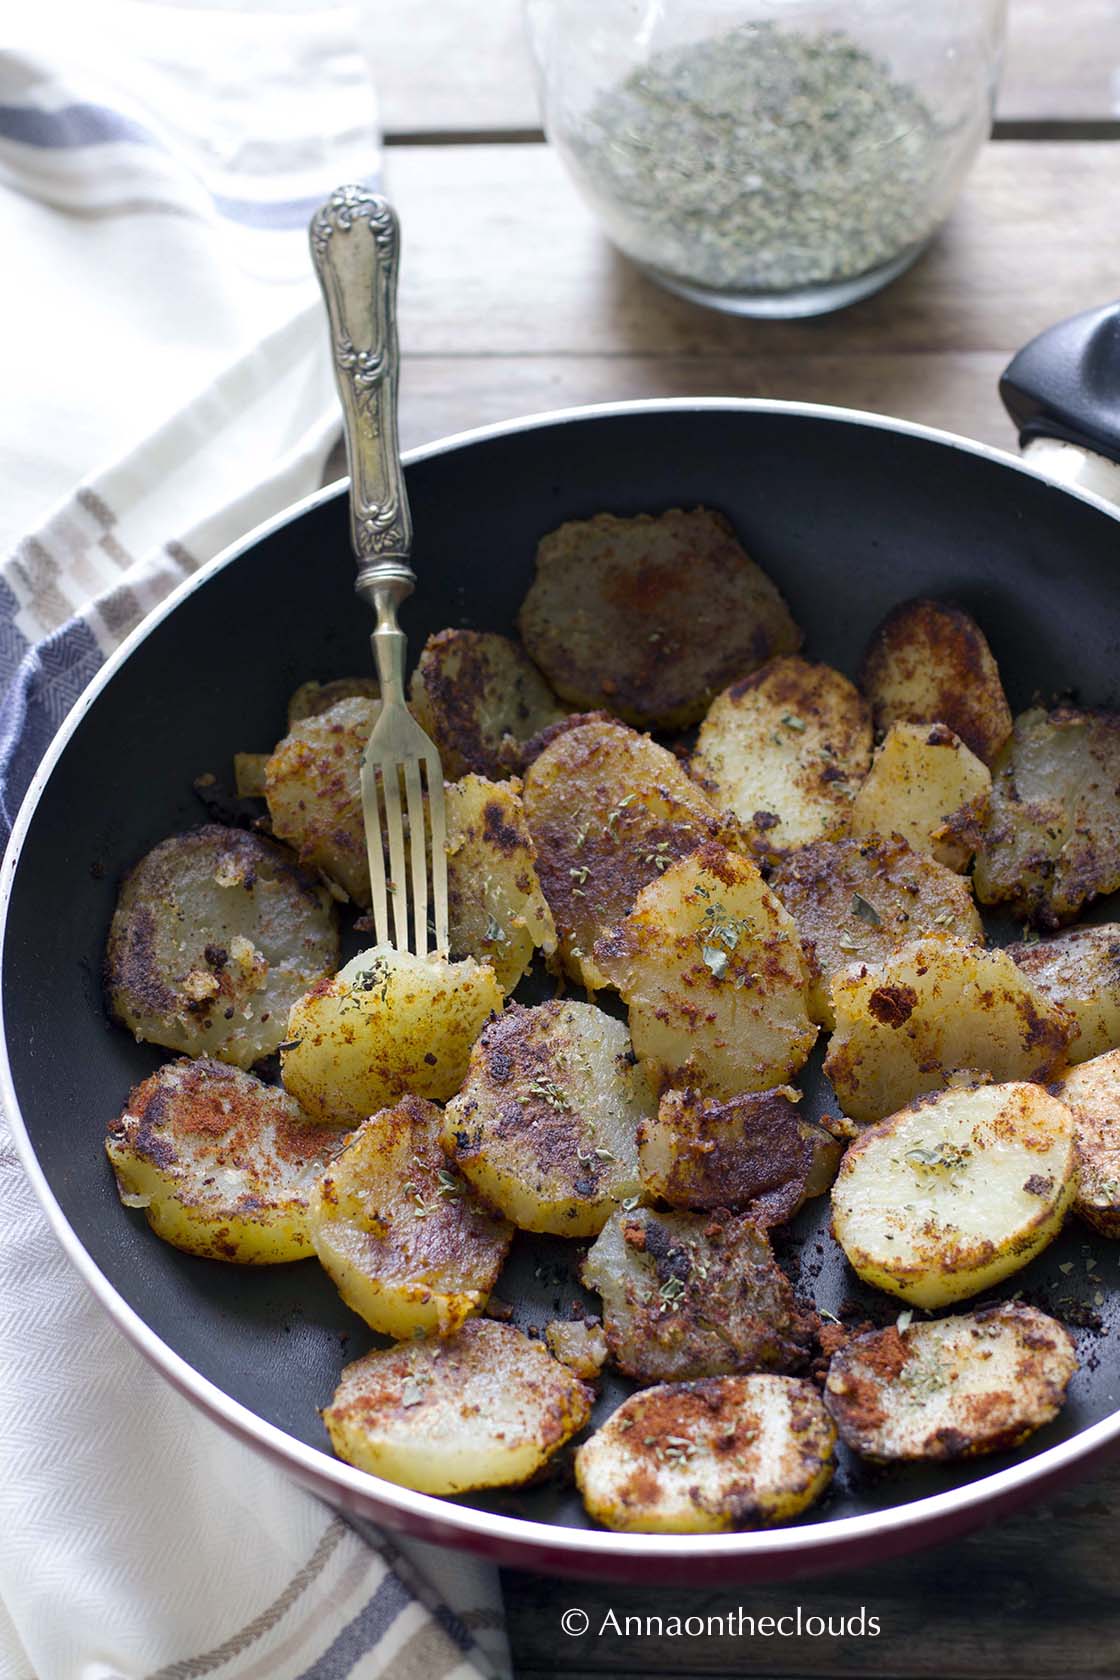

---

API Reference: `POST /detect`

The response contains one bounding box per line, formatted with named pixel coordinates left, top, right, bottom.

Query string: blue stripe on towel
left=0, top=100, right=153, bottom=149
left=0, top=616, right=102, bottom=841
left=296, top=1571, right=414, bottom=1679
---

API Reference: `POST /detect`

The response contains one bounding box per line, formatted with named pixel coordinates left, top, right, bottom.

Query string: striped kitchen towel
left=0, top=7, right=509, bottom=1678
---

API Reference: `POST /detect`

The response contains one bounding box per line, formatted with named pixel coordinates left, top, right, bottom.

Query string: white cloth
left=0, top=6, right=509, bottom=1677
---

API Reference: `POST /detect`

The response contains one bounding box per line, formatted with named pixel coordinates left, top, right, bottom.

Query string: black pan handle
left=1000, top=302, right=1120, bottom=467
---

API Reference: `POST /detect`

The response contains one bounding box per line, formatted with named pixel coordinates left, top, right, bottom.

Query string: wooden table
left=377, top=7, right=1120, bottom=1676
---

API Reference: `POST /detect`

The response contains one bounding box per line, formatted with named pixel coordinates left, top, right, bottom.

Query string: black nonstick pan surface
left=3, top=400, right=1120, bottom=1582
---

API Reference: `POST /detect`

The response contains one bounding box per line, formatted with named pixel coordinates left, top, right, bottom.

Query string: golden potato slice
left=594, top=842, right=817, bottom=1097
left=105, top=1058, right=340, bottom=1263
left=518, top=507, right=801, bottom=730
left=975, top=705, right=1120, bottom=928
left=445, top=774, right=556, bottom=993
left=1055, top=1049, right=1120, bottom=1235
left=442, top=1000, right=652, bottom=1235
left=264, top=696, right=375, bottom=906
left=308, top=1095, right=511, bottom=1338
left=860, top=597, right=1012, bottom=765
left=850, top=723, right=991, bottom=872
left=824, top=1304, right=1077, bottom=1461
left=581, top=1207, right=814, bottom=1384
left=287, top=676, right=379, bottom=726
left=830, top=1081, right=1076, bottom=1307
left=545, top=1318, right=609, bottom=1379
left=106, top=825, right=338, bottom=1069
left=323, top=1318, right=592, bottom=1494
left=771, top=834, right=983, bottom=1028
left=233, top=752, right=269, bottom=798
left=576, top=1375, right=835, bottom=1533
left=690, top=656, right=872, bottom=862
left=638, top=1087, right=841, bottom=1224
left=409, top=628, right=565, bottom=779
left=824, top=936, right=1076, bottom=1125
left=522, top=716, right=733, bottom=989
left=282, top=946, right=502, bottom=1126
left=1011, top=924, right=1120, bottom=1064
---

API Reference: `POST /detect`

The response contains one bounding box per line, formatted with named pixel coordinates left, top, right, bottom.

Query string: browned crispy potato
left=831, top=1081, right=1077, bottom=1306
left=545, top=1318, right=609, bottom=1379
left=323, top=1319, right=593, bottom=1494
left=105, top=1058, right=340, bottom=1263
left=850, top=723, right=991, bottom=872
left=1011, top=924, right=1120, bottom=1064
left=638, top=1087, right=841, bottom=1224
left=576, top=1375, right=835, bottom=1533
left=282, top=946, right=503, bottom=1126
left=581, top=1207, right=815, bottom=1385
left=824, top=1305, right=1077, bottom=1461
left=974, top=705, right=1120, bottom=928
left=690, top=657, right=872, bottom=862
left=594, top=842, right=817, bottom=1097
left=824, top=936, right=1076, bottom=1125
left=445, top=774, right=556, bottom=992
left=518, top=507, right=801, bottom=729
left=106, top=825, right=338, bottom=1069
left=522, top=717, right=733, bottom=989
left=264, top=696, right=374, bottom=905
left=771, top=834, right=983, bottom=1028
left=1055, top=1049, right=1120, bottom=1235
left=859, top=598, right=1012, bottom=765
left=287, top=676, right=379, bottom=726
left=309, top=1095, right=512, bottom=1338
left=442, top=1000, right=652, bottom=1235
left=409, top=628, right=564, bottom=779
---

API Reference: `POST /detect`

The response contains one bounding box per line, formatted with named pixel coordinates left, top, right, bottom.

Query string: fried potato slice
left=105, top=1058, right=340, bottom=1263
left=442, top=1000, right=651, bottom=1235
left=824, top=936, right=1076, bottom=1125
left=576, top=1375, right=835, bottom=1533
left=638, top=1087, right=841, bottom=1224
left=308, top=1095, right=511, bottom=1338
left=409, top=628, right=565, bottom=779
left=106, top=825, right=338, bottom=1069
left=771, top=834, right=983, bottom=1028
left=581, top=1207, right=815, bottom=1385
left=287, top=676, right=379, bottom=726
left=264, top=695, right=375, bottom=906
left=323, top=1318, right=593, bottom=1494
left=233, top=752, right=269, bottom=799
left=594, top=842, right=817, bottom=1097
left=690, top=656, right=872, bottom=862
left=545, top=1318, right=609, bottom=1379
left=974, top=705, right=1120, bottom=928
left=1055, top=1049, right=1120, bottom=1235
left=824, top=1304, right=1077, bottom=1461
left=518, top=507, right=801, bottom=729
left=282, top=946, right=502, bottom=1126
left=522, top=717, right=733, bottom=989
left=445, top=774, right=556, bottom=993
left=859, top=597, right=1012, bottom=765
left=850, top=723, right=991, bottom=872
left=1011, top=924, right=1120, bottom=1064
left=830, top=1081, right=1076, bottom=1307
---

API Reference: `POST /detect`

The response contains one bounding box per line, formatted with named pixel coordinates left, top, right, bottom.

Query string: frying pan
left=3, top=300, right=1120, bottom=1585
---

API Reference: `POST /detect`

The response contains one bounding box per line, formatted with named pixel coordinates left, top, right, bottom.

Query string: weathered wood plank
left=502, top=1464, right=1120, bottom=1677
left=385, top=140, right=1117, bottom=437
left=375, top=0, right=1120, bottom=135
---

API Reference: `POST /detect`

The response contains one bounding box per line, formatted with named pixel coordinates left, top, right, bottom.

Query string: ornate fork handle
left=309, top=186, right=415, bottom=617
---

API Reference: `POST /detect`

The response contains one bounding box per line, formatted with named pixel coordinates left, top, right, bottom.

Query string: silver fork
left=309, top=186, right=448, bottom=956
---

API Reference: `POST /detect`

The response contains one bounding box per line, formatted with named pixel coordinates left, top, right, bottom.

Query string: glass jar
left=525, top=0, right=1007, bottom=317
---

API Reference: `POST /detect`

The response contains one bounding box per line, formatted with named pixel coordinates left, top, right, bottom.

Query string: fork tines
left=361, top=737, right=448, bottom=957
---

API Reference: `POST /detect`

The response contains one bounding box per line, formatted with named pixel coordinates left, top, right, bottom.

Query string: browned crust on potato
left=409, top=628, right=563, bottom=779
left=859, top=598, right=1012, bottom=764
left=518, top=508, right=801, bottom=729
